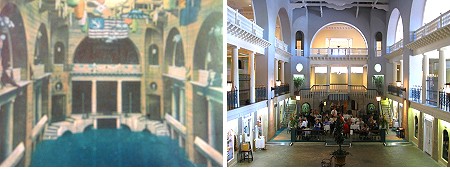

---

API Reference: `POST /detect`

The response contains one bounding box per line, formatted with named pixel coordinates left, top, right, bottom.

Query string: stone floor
left=232, top=142, right=443, bottom=167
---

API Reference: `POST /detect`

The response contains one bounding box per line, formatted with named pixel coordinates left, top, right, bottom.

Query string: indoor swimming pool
left=30, top=126, right=194, bottom=167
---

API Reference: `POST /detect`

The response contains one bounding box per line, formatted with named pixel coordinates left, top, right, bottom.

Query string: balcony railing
left=426, top=76, right=439, bottom=106
left=227, top=86, right=267, bottom=111
left=310, top=48, right=368, bottom=56
left=387, top=85, right=406, bottom=98
left=227, top=6, right=263, bottom=38
left=275, top=38, right=289, bottom=53
left=298, top=85, right=377, bottom=101
left=376, top=50, right=382, bottom=57
left=256, top=86, right=267, bottom=102
left=296, top=49, right=304, bottom=56
left=439, top=91, right=450, bottom=111
left=409, top=86, right=422, bottom=103
left=72, top=64, right=141, bottom=74
left=273, top=84, right=290, bottom=96
left=387, top=39, right=403, bottom=54
left=412, top=10, right=450, bottom=41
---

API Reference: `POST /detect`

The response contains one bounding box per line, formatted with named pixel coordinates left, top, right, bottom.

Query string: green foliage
left=332, top=117, right=351, bottom=156
left=289, top=114, right=298, bottom=128
left=373, top=76, right=384, bottom=94
left=293, top=76, right=305, bottom=91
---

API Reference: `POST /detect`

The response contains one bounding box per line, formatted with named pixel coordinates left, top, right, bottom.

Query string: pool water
left=30, top=127, right=194, bottom=167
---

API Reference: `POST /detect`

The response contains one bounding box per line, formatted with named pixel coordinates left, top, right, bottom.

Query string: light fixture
left=396, top=81, right=401, bottom=87
left=445, top=83, right=450, bottom=94
left=227, top=81, right=233, bottom=92
left=324, top=101, right=327, bottom=106
left=376, top=96, right=382, bottom=102
left=296, top=96, right=300, bottom=100
left=276, top=80, right=281, bottom=87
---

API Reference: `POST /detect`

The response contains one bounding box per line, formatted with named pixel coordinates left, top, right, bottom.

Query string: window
left=54, top=42, right=65, bottom=64
left=415, top=116, right=419, bottom=138
left=148, top=44, right=159, bottom=65
left=443, top=129, right=449, bottom=161
left=375, top=32, right=382, bottom=57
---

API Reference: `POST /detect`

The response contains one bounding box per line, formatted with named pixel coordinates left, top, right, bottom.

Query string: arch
left=276, top=7, right=291, bottom=47
left=193, top=12, right=222, bottom=74
left=144, top=28, right=162, bottom=66
left=1, top=3, right=28, bottom=69
left=387, top=8, right=401, bottom=46
left=148, top=44, right=159, bottom=65
left=252, top=0, right=268, bottom=39
left=54, top=42, right=65, bottom=64
left=164, top=28, right=185, bottom=67
left=410, top=0, right=426, bottom=31
left=310, top=22, right=368, bottom=48
left=74, top=38, right=139, bottom=64
left=414, top=115, right=419, bottom=138
left=443, top=129, right=449, bottom=161
left=295, top=31, right=304, bottom=50
left=34, top=24, right=49, bottom=66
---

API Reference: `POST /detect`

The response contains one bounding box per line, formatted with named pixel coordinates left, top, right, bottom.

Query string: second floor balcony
left=309, top=48, right=368, bottom=62
left=227, top=86, right=267, bottom=111
left=387, top=39, right=403, bottom=54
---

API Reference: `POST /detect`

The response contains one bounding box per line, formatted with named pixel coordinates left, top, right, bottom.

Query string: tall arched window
left=54, top=42, right=65, bottom=64
left=443, top=129, right=449, bottom=161
left=415, top=116, right=419, bottom=138
left=375, top=32, right=382, bottom=57
left=296, top=31, right=304, bottom=56
left=148, top=44, right=159, bottom=65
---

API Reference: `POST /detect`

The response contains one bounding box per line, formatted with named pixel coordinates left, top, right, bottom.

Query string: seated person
left=323, top=118, right=331, bottom=134
left=313, top=119, right=322, bottom=131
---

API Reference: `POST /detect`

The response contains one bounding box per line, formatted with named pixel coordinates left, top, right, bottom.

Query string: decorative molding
left=384, top=48, right=403, bottom=61
left=227, top=22, right=271, bottom=49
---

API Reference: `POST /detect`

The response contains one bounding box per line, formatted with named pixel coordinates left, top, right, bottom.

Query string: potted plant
left=379, top=115, right=389, bottom=142
left=293, top=76, right=305, bottom=95
left=373, top=76, right=384, bottom=95
left=332, top=116, right=350, bottom=167
left=289, top=114, right=299, bottom=143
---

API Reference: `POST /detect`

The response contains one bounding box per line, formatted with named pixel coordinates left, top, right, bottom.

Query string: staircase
left=43, top=117, right=76, bottom=140
left=380, top=99, right=393, bottom=128
left=283, top=103, right=296, bottom=127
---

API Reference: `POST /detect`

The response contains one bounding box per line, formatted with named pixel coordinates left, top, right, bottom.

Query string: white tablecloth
left=350, top=124, right=360, bottom=130
left=255, top=137, right=265, bottom=149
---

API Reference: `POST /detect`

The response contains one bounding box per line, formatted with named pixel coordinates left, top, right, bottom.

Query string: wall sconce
left=276, top=80, right=281, bottom=87
left=296, top=96, right=300, bottom=100
left=324, top=101, right=327, bottom=106
left=445, top=83, right=450, bottom=94
left=396, top=81, right=401, bottom=87
left=376, top=96, right=382, bottom=102
left=227, top=81, right=233, bottom=92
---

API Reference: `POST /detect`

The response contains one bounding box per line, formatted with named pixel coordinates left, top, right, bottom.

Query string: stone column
left=92, top=80, right=97, bottom=115
left=393, top=62, right=398, bottom=82
left=232, top=46, right=240, bottom=106
left=400, top=60, right=404, bottom=83
left=280, top=61, right=285, bottom=83
left=274, top=59, right=279, bottom=81
left=180, top=88, right=185, bottom=125
left=1, top=101, right=14, bottom=160
left=172, top=85, right=178, bottom=120
left=249, top=52, right=255, bottom=103
left=423, top=54, right=429, bottom=104
left=207, top=98, right=215, bottom=150
left=439, top=47, right=449, bottom=91
left=348, top=66, right=352, bottom=92
left=327, top=66, right=331, bottom=92
left=117, top=80, right=122, bottom=114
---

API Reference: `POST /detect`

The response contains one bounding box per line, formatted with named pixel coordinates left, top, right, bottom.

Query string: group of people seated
left=290, top=106, right=384, bottom=141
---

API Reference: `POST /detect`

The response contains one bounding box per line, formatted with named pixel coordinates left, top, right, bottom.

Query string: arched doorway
left=34, top=24, right=49, bottom=66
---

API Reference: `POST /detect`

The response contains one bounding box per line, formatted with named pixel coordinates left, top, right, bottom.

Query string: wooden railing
left=412, top=9, right=450, bottom=41
left=227, top=6, right=263, bottom=38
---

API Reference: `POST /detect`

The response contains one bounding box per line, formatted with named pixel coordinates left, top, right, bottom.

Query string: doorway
left=97, top=81, right=117, bottom=114
left=147, top=94, right=161, bottom=120
left=51, top=95, right=65, bottom=122
left=423, top=119, right=433, bottom=155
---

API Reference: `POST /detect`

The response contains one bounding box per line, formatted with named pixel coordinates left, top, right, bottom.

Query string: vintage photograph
left=0, top=0, right=222, bottom=167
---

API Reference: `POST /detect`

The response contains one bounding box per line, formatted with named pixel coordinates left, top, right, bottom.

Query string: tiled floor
left=232, top=142, right=443, bottom=167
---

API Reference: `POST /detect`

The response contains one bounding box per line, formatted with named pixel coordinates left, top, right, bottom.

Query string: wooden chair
left=239, top=142, right=253, bottom=162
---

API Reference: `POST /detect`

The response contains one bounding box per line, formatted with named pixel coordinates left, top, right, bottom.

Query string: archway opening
left=34, top=24, right=49, bottom=66
left=74, top=38, right=139, bottom=64
left=164, top=28, right=185, bottom=68
left=311, top=22, right=368, bottom=49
